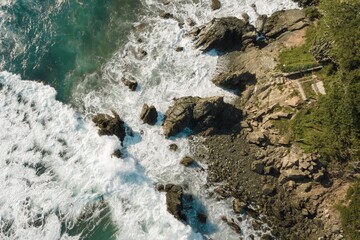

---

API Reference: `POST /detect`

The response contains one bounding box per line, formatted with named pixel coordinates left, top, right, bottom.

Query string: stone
left=251, top=160, right=264, bottom=174
left=163, top=96, right=241, bottom=138
left=111, top=149, right=122, bottom=158
left=164, top=184, right=185, bottom=221
left=233, top=199, right=247, bottom=213
left=140, top=104, right=158, bottom=125
left=121, top=76, right=138, bottom=91
left=180, top=156, right=195, bottom=166
left=194, top=17, right=254, bottom=52
left=92, top=111, right=126, bottom=143
left=211, top=0, right=221, bottom=10
left=175, top=47, right=184, bottom=52
left=197, top=213, right=207, bottom=223
left=160, top=12, right=174, bottom=19
left=280, top=169, right=308, bottom=183
left=263, top=9, right=308, bottom=39
left=138, top=49, right=148, bottom=59
left=169, top=143, right=178, bottom=151
left=221, top=216, right=241, bottom=234
left=247, top=131, right=266, bottom=145
left=262, top=184, right=276, bottom=196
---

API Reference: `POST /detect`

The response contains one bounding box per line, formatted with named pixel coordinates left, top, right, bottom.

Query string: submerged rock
left=194, top=17, right=255, bottom=52
left=140, top=104, right=158, bottom=125
left=92, top=111, right=126, bottom=143
left=180, top=156, right=194, bottom=166
left=169, top=143, right=178, bottom=151
left=163, top=96, right=242, bottom=138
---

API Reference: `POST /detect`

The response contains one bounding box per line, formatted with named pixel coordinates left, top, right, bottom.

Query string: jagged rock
left=255, top=15, right=268, bottom=33
left=279, top=169, right=308, bottom=183
left=211, top=0, right=221, bottom=10
left=92, top=111, right=126, bottom=143
left=137, top=49, right=148, bottom=59
left=121, top=76, right=138, bottom=91
left=247, top=131, right=267, bottom=145
left=263, top=9, right=308, bottom=39
left=140, top=104, right=158, bottom=125
left=169, top=143, right=178, bottom=151
left=164, top=184, right=185, bottom=221
left=221, top=216, right=241, bottom=234
left=194, top=17, right=255, bottom=52
left=163, top=96, right=241, bottom=138
left=180, top=156, right=194, bottom=166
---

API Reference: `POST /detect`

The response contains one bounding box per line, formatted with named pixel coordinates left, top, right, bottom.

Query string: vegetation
left=277, top=27, right=320, bottom=73
left=337, top=181, right=360, bottom=240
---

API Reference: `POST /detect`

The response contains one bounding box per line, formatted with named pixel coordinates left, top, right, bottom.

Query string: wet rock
left=169, top=143, right=178, bottom=151
left=211, top=0, right=221, bottom=10
left=160, top=12, right=174, bottom=19
left=197, top=213, right=207, bottom=223
left=233, top=199, right=247, bottom=213
left=140, top=104, right=158, bottom=125
left=214, top=187, right=230, bottom=198
left=260, top=234, right=274, bottom=240
left=164, top=184, right=185, bottom=221
left=163, top=96, right=241, bottom=138
left=162, top=0, right=170, bottom=5
left=194, top=17, right=254, bottom=52
left=293, top=0, right=319, bottom=7
left=138, top=49, right=148, bottom=59
left=111, top=149, right=122, bottom=158
left=180, top=156, right=195, bottom=166
left=175, top=47, right=184, bottom=52
left=92, top=111, right=126, bottom=143
left=121, top=76, right=138, bottom=91
left=221, top=216, right=241, bottom=234
left=263, top=9, right=308, bottom=39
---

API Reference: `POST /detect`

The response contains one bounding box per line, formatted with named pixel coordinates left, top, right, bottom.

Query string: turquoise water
left=0, top=0, right=140, bottom=102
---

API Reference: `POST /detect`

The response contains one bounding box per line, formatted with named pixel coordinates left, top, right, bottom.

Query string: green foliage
left=288, top=0, right=360, bottom=162
left=337, top=181, right=360, bottom=239
left=277, top=27, right=320, bottom=73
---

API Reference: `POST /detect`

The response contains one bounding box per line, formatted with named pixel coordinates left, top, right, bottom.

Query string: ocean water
left=0, top=0, right=299, bottom=239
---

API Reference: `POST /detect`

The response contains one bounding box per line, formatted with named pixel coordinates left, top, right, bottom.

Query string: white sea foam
left=1, top=0, right=299, bottom=239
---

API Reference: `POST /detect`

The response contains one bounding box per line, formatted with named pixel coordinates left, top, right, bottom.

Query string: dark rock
left=111, top=149, right=122, bottom=158
left=251, top=160, right=264, bottom=174
left=211, top=0, right=221, bottom=10
left=175, top=47, right=184, bottom=52
left=214, top=187, right=230, bottom=198
left=221, top=216, right=241, bottom=234
left=140, top=104, right=158, bottom=125
left=263, top=9, right=308, bottom=39
left=156, top=183, right=165, bottom=192
left=169, top=143, right=178, bottom=151
left=164, top=184, right=185, bottom=221
left=92, top=111, right=126, bottom=143
left=197, top=213, right=207, bottom=223
left=293, top=0, right=319, bottom=7
left=260, top=234, right=274, bottom=240
left=163, top=96, right=242, bottom=138
left=162, top=0, right=170, bottom=5
left=121, top=76, right=138, bottom=91
left=160, top=12, right=174, bottom=19
left=138, top=49, right=148, bottom=59
left=180, top=156, right=195, bottom=166
left=233, top=199, right=247, bottom=213
left=194, top=17, right=254, bottom=52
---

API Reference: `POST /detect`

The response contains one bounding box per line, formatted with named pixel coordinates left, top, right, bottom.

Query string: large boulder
left=263, top=9, right=308, bottom=39
left=211, top=0, right=221, bottom=10
left=92, top=111, right=126, bottom=143
left=164, top=184, right=185, bottom=221
left=163, top=96, right=242, bottom=138
left=140, top=104, right=158, bottom=125
left=194, top=17, right=255, bottom=52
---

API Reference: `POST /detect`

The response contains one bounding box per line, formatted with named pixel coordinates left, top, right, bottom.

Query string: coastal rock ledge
left=163, top=96, right=241, bottom=138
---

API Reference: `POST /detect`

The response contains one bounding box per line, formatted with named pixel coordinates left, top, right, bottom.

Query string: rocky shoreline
left=91, top=3, right=354, bottom=239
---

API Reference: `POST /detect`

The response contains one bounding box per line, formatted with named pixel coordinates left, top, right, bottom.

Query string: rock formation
left=157, top=184, right=185, bottom=221
left=121, top=76, right=138, bottom=91
left=140, top=104, right=158, bottom=125
left=194, top=17, right=255, bottom=52
left=163, top=96, right=242, bottom=138
left=92, top=110, right=126, bottom=143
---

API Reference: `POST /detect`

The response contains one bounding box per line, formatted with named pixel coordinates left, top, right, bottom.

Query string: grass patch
left=337, top=181, right=360, bottom=240
left=277, top=27, right=320, bottom=73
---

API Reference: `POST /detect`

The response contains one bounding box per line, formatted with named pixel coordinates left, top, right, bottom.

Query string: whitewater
left=0, top=0, right=299, bottom=239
